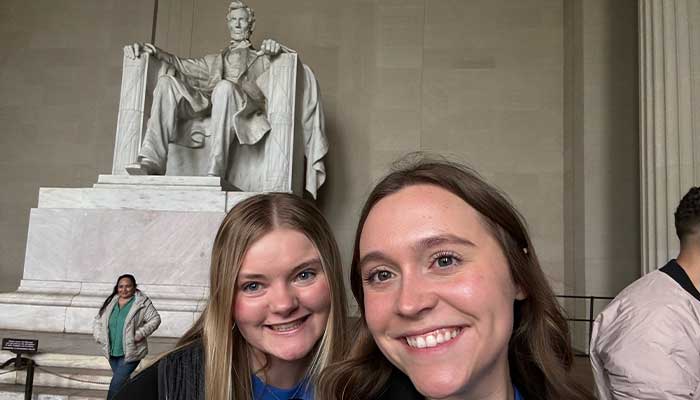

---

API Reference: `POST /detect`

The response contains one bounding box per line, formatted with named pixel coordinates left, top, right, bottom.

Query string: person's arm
left=126, top=42, right=210, bottom=80
left=92, top=312, right=104, bottom=343
left=135, top=301, right=161, bottom=342
left=594, top=306, right=700, bottom=399
left=113, top=360, right=159, bottom=400
left=589, top=315, right=614, bottom=400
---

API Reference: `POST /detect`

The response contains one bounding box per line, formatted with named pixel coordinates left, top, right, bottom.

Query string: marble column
left=639, top=0, right=696, bottom=274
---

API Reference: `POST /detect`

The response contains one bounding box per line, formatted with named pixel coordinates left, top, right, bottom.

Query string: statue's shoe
left=125, top=159, right=161, bottom=175
left=125, top=163, right=148, bottom=175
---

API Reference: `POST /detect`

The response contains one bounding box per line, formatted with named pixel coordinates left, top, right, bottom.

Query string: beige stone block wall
left=563, top=0, right=638, bottom=351
left=580, top=0, right=639, bottom=297
left=0, top=0, right=155, bottom=291
left=0, top=0, right=642, bottom=312
left=690, top=1, right=700, bottom=179
left=421, top=0, right=566, bottom=291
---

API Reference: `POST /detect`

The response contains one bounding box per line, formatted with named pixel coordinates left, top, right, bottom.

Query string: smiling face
left=359, top=184, right=525, bottom=399
left=227, top=8, right=252, bottom=42
left=234, top=228, right=332, bottom=366
left=117, top=277, right=135, bottom=300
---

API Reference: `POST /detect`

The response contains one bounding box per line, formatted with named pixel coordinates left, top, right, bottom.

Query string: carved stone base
left=0, top=175, right=260, bottom=337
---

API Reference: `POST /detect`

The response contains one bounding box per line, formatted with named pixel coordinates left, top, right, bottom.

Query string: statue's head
left=227, top=1, right=255, bottom=42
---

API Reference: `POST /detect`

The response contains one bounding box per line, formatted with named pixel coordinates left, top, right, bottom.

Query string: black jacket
left=114, top=345, right=424, bottom=400
left=376, top=370, right=423, bottom=400
left=114, top=342, right=203, bottom=400
left=114, top=359, right=158, bottom=399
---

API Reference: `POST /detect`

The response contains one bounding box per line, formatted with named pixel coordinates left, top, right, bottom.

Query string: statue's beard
left=229, top=30, right=251, bottom=42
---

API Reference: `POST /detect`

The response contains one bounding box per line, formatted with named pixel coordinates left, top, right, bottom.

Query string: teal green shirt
left=108, top=296, right=135, bottom=357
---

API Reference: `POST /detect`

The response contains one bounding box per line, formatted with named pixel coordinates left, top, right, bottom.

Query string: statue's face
left=227, top=8, right=252, bottom=42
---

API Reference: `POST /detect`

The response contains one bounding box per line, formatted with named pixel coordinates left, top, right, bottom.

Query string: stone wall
left=0, top=0, right=155, bottom=291
left=0, top=0, right=641, bottom=309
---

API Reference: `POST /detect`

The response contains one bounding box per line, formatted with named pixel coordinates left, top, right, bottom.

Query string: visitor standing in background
left=93, top=274, right=161, bottom=399
left=591, top=187, right=700, bottom=400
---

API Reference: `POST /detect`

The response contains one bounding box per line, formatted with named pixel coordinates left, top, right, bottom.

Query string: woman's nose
left=269, top=287, right=299, bottom=316
left=396, top=272, right=437, bottom=318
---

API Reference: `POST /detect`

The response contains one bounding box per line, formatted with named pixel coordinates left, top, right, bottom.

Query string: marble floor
left=0, top=329, right=177, bottom=357
left=0, top=329, right=178, bottom=399
left=0, top=383, right=107, bottom=400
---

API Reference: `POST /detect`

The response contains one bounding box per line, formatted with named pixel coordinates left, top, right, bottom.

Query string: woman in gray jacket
left=93, top=274, right=161, bottom=399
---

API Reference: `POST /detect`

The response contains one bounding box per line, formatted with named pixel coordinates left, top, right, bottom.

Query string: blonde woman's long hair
left=177, top=193, right=348, bottom=400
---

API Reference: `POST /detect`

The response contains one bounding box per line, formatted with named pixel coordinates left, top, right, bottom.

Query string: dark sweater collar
left=377, top=369, right=524, bottom=400
left=376, top=369, right=423, bottom=400
left=660, top=259, right=700, bottom=302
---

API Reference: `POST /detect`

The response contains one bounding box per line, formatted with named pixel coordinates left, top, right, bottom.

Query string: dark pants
left=107, top=356, right=140, bottom=399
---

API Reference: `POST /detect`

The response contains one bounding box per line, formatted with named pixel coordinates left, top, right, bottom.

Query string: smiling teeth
left=405, top=328, right=461, bottom=348
left=269, top=319, right=304, bottom=332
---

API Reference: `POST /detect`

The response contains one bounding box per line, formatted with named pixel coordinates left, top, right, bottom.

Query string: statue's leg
left=207, top=80, right=243, bottom=177
left=135, top=76, right=185, bottom=175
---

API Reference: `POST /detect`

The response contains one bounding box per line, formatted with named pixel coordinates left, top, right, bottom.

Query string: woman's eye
left=433, top=253, right=461, bottom=269
left=296, top=270, right=316, bottom=281
left=242, top=282, right=261, bottom=292
left=367, top=270, right=394, bottom=283
left=437, top=256, right=454, bottom=267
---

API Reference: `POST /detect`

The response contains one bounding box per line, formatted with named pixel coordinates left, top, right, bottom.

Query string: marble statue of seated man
left=125, top=0, right=283, bottom=177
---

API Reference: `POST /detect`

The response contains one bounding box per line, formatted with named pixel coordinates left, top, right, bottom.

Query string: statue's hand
left=259, top=39, right=282, bottom=56
left=128, top=42, right=159, bottom=59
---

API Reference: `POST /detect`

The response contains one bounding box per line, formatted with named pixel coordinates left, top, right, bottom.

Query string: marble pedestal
left=0, top=175, right=257, bottom=337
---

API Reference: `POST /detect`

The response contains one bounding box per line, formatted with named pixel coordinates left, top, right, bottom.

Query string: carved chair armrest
left=111, top=47, right=169, bottom=174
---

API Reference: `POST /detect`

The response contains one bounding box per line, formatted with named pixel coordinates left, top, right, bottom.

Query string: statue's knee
left=155, top=76, right=178, bottom=92
left=212, top=80, right=235, bottom=97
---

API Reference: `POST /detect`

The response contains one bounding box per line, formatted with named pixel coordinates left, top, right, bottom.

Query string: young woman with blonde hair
left=116, top=193, right=349, bottom=400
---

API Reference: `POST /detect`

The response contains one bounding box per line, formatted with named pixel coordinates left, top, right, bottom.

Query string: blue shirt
left=251, top=374, right=313, bottom=400
left=514, top=384, right=523, bottom=400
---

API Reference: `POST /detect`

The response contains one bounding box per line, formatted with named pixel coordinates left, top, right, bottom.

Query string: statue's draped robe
left=155, top=41, right=271, bottom=147
left=140, top=41, right=328, bottom=197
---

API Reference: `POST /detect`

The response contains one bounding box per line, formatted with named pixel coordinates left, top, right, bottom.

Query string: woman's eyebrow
left=358, top=251, right=394, bottom=270
left=358, top=235, right=474, bottom=268
left=413, top=234, right=476, bottom=252
left=288, top=258, right=323, bottom=275
left=238, top=258, right=323, bottom=281
left=237, top=272, right=267, bottom=281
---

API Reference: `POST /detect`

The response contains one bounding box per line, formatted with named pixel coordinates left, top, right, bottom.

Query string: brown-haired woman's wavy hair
left=319, top=155, right=594, bottom=400
left=176, top=193, right=348, bottom=400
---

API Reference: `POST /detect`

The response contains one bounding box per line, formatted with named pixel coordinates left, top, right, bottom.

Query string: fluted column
left=639, top=0, right=696, bottom=274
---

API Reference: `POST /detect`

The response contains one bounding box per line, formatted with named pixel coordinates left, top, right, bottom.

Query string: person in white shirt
left=590, top=187, right=700, bottom=400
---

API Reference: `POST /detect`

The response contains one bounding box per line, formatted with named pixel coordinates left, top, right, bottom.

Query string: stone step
left=0, top=329, right=177, bottom=392
left=0, top=366, right=111, bottom=391
left=0, top=329, right=178, bottom=358
left=0, top=352, right=108, bottom=371
left=0, top=383, right=106, bottom=400
left=0, top=351, right=163, bottom=373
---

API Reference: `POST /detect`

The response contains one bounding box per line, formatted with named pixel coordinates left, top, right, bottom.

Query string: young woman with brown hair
left=319, top=156, right=594, bottom=400
left=115, top=193, right=349, bottom=400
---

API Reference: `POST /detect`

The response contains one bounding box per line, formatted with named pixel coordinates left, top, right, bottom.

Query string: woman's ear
left=515, top=285, right=527, bottom=301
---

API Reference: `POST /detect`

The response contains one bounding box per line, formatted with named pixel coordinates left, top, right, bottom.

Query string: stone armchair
left=111, top=46, right=328, bottom=197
